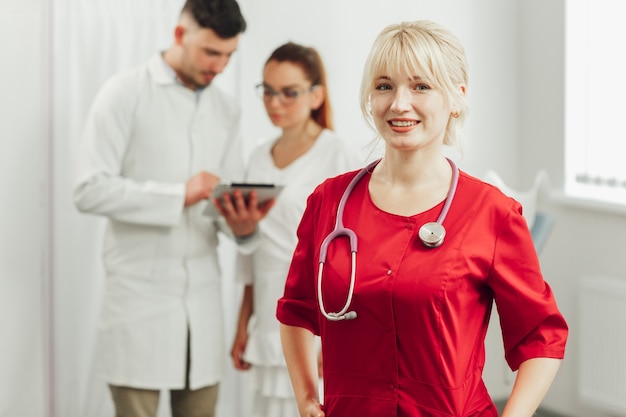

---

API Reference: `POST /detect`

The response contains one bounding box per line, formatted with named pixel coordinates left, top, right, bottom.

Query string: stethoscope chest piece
left=418, top=221, right=446, bottom=248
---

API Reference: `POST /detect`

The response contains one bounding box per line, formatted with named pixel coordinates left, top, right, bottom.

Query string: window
left=565, top=0, right=626, bottom=206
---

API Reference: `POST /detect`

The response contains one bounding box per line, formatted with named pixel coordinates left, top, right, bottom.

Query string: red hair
left=266, top=42, right=333, bottom=130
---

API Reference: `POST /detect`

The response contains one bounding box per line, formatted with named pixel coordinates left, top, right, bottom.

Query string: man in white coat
left=73, top=1, right=271, bottom=416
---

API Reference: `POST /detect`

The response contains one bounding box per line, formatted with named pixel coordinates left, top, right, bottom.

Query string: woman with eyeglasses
left=230, top=42, right=361, bottom=417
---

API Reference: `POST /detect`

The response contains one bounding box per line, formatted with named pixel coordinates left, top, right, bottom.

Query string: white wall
left=237, top=0, right=522, bottom=178
left=518, top=1, right=622, bottom=416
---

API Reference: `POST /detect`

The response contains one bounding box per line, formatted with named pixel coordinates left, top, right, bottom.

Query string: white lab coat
left=74, top=54, right=252, bottom=390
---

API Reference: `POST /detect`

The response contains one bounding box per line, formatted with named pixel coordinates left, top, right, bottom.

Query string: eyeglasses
left=255, top=83, right=316, bottom=105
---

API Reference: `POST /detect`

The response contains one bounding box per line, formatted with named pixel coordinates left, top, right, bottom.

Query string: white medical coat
left=74, top=54, right=250, bottom=390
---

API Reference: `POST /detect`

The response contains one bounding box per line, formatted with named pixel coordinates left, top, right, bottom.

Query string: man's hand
left=185, top=171, right=220, bottom=207
left=213, top=189, right=275, bottom=236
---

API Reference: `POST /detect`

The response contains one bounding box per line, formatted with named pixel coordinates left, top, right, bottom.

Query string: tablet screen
left=203, top=183, right=284, bottom=217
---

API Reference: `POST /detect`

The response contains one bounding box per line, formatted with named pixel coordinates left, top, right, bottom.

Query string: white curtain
left=0, top=1, right=49, bottom=416
left=0, top=0, right=247, bottom=416
left=52, top=2, right=179, bottom=416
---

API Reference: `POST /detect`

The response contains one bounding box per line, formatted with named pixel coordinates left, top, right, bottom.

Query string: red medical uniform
left=277, top=168, right=568, bottom=417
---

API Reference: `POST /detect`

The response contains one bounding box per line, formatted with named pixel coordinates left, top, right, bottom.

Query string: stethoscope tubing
left=317, top=161, right=375, bottom=321
left=317, top=252, right=357, bottom=321
left=436, top=159, right=459, bottom=223
left=317, top=158, right=458, bottom=321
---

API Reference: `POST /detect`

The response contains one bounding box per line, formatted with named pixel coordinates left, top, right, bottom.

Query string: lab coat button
left=386, top=269, right=392, bottom=276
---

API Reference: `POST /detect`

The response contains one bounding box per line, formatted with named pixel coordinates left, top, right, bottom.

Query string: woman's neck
left=271, top=119, right=323, bottom=169
left=279, top=119, right=322, bottom=145
left=368, top=150, right=454, bottom=216
left=375, top=148, right=450, bottom=189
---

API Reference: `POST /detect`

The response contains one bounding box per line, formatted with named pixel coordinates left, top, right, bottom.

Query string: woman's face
left=369, top=70, right=453, bottom=153
left=261, top=60, right=319, bottom=129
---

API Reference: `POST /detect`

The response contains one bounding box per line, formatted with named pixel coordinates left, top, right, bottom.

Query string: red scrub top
left=277, top=168, right=568, bottom=417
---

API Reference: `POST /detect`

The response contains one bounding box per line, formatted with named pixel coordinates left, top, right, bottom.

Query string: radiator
left=579, top=276, right=626, bottom=416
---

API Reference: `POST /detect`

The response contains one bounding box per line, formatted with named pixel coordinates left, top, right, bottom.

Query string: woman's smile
left=388, top=118, right=419, bottom=132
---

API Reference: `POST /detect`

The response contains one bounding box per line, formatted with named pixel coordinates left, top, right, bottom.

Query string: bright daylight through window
left=565, top=0, right=626, bottom=206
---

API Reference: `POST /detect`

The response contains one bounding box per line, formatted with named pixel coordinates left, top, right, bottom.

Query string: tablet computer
left=203, top=183, right=284, bottom=217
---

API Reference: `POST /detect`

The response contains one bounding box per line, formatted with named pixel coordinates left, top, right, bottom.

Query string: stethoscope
left=317, top=158, right=459, bottom=321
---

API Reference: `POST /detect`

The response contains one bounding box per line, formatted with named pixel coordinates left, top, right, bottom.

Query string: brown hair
left=266, top=42, right=333, bottom=130
left=181, top=0, right=246, bottom=38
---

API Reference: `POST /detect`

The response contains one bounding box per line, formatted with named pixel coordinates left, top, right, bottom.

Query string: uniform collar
left=148, top=53, right=177, bottom=85
left=148, top=52, right=207, bottom=94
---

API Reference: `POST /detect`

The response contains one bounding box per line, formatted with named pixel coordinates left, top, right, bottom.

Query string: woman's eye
left=282, top=89, right=299, bottom=98
left=414, top=84, right=430, bottom=91
left=375, top=83, right=392, bottom=91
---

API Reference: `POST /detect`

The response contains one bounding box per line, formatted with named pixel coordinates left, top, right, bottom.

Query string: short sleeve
left=488, top=202, right=568, bottom=370
left=276, top=191, right=322, bottom=336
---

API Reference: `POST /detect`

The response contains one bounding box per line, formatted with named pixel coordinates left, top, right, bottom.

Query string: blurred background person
left=230, top=42, right=362, bottom=417
left=73, top=1, right=271, bottom=416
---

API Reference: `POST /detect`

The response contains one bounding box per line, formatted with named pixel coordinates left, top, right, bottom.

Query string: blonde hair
left=359, top=20, right=469, bottom=147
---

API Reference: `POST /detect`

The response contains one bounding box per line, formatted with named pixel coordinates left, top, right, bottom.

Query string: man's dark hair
left=181, top=0, right=247, bottom=38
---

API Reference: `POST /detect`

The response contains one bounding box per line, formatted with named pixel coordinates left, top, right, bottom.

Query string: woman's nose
left=390, top=88, right=412, bottom=113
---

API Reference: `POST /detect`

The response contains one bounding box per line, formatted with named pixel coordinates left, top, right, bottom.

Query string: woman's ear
left=310, top=85, right=325, bottom=110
